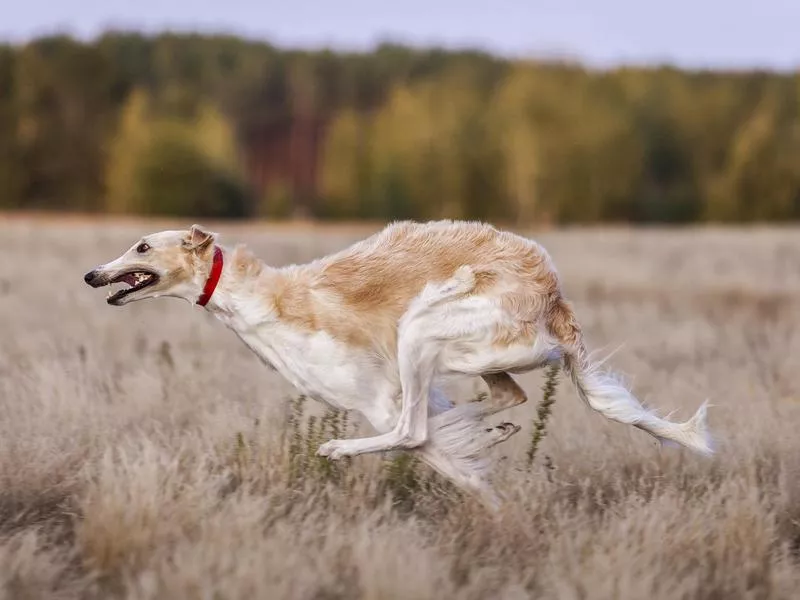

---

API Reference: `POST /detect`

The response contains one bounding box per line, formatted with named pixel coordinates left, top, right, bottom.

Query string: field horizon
left=1, top=218, right=799, bottom=599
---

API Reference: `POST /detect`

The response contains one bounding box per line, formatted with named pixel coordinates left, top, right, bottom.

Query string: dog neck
left=197, top=244, right=287, bottom=330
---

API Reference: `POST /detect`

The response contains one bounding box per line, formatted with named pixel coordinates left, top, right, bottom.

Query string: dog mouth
left=104, top=270, right=160, bottom=305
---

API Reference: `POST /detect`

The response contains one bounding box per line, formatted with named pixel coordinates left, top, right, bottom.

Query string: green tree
left=14, top=36, right=114, bottom=210
left=105, top=88, right=151, bottom=213
left=318, top=109, right=369, bottom=218
left=708, top=85, right=800, bottom=221
left=0, top=46, right=22, bottom=208
left=105, top=90, right=252, bottom=218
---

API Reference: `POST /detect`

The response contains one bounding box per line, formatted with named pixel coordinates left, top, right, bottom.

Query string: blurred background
left=1, top=0, right=799, bottom=224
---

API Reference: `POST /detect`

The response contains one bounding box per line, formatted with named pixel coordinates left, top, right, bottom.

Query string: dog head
left=84, top=225, right=218, bottom=306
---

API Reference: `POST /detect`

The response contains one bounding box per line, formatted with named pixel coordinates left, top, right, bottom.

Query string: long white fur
left=567, top=363, right=713, bottom=455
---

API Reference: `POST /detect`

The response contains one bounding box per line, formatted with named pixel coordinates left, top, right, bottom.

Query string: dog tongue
left=120, top=273, right=137, bottom=286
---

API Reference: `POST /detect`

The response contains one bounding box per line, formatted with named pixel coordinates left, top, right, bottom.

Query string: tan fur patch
left=235, top=221, right=566, bottom=359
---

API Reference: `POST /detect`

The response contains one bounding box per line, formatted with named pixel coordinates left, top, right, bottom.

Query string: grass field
left=1, top=218, right=800, bottom=599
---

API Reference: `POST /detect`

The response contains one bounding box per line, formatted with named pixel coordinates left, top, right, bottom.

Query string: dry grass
left=1, top=219, right=800, bottom=599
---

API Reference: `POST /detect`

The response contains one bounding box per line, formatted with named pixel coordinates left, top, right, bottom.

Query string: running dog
left=84, top=220, right=712, bottom=508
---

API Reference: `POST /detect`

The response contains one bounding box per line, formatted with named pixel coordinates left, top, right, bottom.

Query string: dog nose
left=84, top=270, right=97, bottom=285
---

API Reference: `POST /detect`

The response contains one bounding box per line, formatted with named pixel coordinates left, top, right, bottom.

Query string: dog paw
left=482, top=421, right=521, bottom=449
left=317, top=439, right=351, bottom=460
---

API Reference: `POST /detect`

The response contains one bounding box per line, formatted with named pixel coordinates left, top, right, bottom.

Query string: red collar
left=197, top=246, right=223, bottom=307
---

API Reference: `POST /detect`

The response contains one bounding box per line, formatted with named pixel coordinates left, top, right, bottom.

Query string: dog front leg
left=317, top=268, right=476, bottom=461
left=316, top=319, right=435, bottom=460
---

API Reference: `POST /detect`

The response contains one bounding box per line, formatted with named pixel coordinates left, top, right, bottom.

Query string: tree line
left=1, top=32, right=799, bottom=223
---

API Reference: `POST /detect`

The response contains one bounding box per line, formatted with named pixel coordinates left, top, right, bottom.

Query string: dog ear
left=185, top=224, right=216, bottom=252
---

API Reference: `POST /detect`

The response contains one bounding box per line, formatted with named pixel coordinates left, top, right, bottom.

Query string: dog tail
left=549, top=297, right=713, bottom=455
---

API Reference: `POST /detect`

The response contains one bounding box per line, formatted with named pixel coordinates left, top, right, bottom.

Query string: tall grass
left=0, top=220, right=799, bottom=598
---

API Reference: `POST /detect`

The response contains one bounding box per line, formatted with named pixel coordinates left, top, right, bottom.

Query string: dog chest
left=236, top=324, right=380, bottom=411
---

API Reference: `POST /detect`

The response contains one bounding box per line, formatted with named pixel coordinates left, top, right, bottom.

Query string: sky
left=1, top=0, right=798, bottom=70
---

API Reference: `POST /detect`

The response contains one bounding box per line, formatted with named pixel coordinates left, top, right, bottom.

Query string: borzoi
left=84, top=221, right=712, bottom=508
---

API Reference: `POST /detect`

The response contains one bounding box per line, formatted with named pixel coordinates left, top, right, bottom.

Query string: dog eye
left=136, top=243, right=151, bottom=254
